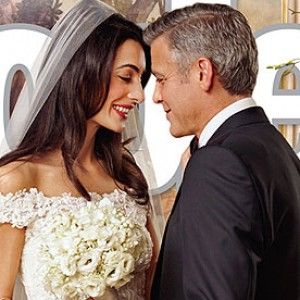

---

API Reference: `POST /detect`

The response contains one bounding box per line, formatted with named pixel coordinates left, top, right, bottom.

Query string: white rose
left=46, top=267, right=65, bottom=288
left=79, top=225, right=99, bottom=241
left=82, top=277, right=106, bottom=298
left=61, top=236, right=81, bottom=254
left=60, top=281, right=78, bottom=299
left=90, top=210, right=105, bottom=224
left=77, top=249, right=101, bottom=275
left=46, top=238, right=65, bottom=257
left=103, top=251, right=135, bottom=287
left=98, top=227, right=113, bottom=240
left=114, top=229, right=126, bottom=244
left=59, top=256, right=77, bottom=276
left=75, top=209, right=92, bottom=226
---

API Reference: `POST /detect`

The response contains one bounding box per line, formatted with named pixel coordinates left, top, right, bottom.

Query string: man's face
left=151, top=35, right=204, bottom=138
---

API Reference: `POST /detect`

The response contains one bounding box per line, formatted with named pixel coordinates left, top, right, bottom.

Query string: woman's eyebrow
left=116, top=64, right=142, bottom=73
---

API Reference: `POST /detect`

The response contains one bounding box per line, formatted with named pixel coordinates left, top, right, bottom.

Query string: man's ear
left=192, top=57, right=214, bottom=92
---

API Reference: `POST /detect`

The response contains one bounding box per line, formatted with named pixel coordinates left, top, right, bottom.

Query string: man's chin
left=169, top=127, right=186, bottom=138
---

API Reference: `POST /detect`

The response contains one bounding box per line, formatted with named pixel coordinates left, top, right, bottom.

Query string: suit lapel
left=206, top=106, right=270, bottom=146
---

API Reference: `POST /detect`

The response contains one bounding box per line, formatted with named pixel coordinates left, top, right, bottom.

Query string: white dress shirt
left=198, top=97, right=257, bottom=148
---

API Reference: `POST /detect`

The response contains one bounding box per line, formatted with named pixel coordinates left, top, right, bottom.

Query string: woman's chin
left=103, top=124, right=125, bottom=133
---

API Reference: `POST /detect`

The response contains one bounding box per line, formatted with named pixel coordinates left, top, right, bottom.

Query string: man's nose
left=153, top=82, right=162, bottom=104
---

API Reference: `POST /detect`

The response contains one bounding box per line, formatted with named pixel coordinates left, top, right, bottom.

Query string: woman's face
left=89, top=39, right=146, bottom=133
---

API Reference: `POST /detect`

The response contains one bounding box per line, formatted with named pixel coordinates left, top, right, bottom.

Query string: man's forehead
left=151, top=36, right=177, bottom=69
left=151, top=35, right=170, bottom=55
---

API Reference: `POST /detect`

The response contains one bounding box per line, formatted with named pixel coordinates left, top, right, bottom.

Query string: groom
left=144, top=3, right=300, bottom=300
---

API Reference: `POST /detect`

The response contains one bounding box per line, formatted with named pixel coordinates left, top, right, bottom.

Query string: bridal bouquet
left=41, top=197, right=151, bottom=299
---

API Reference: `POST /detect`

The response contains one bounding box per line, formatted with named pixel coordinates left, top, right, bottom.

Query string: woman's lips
left=113, top=104, right=134, bottom=119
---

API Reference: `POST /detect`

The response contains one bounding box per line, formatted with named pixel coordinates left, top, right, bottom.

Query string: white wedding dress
left=0, top=188, right=152, bottom=300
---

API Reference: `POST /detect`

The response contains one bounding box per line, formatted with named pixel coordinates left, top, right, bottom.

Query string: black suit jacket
left=151, top=107, right=300, bottom=300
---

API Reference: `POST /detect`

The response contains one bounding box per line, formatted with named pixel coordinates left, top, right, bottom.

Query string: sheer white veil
left=8, top=1, right=114, bottom=298
left=1, top=0, right=115, bottom=156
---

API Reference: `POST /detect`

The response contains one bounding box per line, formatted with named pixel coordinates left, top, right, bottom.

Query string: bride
left=0, top=0, right=157, bottom=299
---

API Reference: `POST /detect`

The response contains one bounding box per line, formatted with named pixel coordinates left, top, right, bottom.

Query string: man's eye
left=156, top=78, right=165, bottom=84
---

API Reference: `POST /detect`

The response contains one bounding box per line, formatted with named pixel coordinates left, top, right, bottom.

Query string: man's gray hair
left=144, top=3, right=258, bottom=95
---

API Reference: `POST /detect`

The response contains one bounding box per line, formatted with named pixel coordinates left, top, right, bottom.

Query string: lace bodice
left=0, top=188, right=152, bottom=300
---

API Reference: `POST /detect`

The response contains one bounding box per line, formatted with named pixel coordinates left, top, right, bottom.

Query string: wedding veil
left=1, top=0, right=115, bottom=156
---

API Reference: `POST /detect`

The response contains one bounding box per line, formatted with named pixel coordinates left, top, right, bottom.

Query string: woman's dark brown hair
left=0, top=14, right=151, bottom=203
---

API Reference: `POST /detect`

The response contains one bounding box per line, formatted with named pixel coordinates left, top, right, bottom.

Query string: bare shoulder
left=0, top=161, right=36, bottom=194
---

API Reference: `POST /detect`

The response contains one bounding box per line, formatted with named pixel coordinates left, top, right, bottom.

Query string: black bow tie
left=189, top=136, right=199, bottom=154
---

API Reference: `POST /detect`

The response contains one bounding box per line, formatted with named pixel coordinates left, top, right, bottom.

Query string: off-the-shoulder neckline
left=0, top=187, right=126, bottom=200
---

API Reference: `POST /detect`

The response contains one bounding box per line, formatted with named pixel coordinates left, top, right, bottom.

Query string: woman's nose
left=128, top=82, right=144, bottom=104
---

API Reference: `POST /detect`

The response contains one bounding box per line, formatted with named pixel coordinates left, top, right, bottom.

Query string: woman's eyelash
left=119, top=76, right=132, bottom=82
